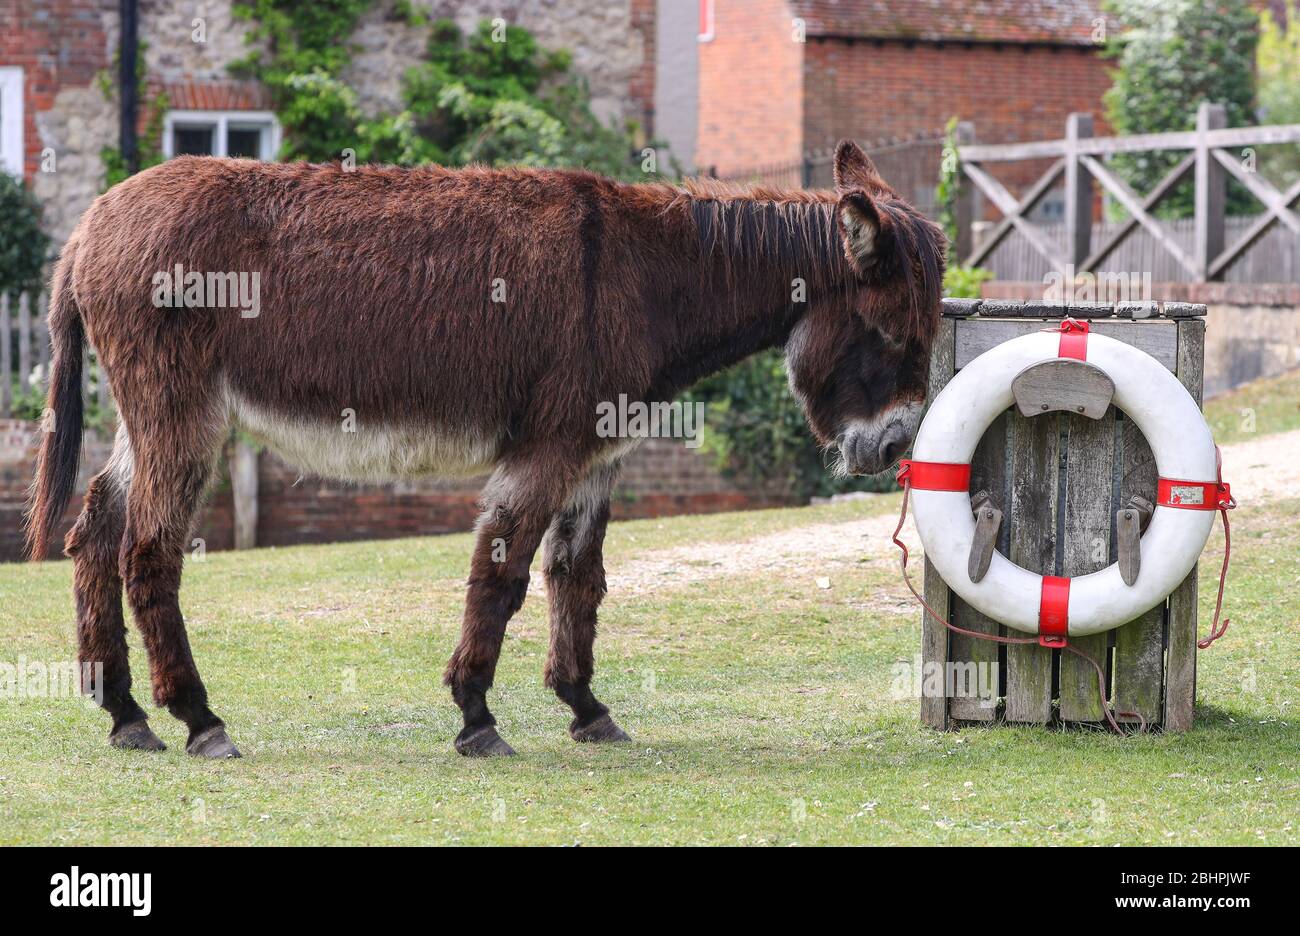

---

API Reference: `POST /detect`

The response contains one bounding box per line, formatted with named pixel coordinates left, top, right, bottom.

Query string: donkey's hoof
left=186, top=725, right=242, bottom=759
left=570, top=713, right=631, bottom=744
left=109, top=720, right=166, bottom=752
left=455, top=725, right=516, bottom=757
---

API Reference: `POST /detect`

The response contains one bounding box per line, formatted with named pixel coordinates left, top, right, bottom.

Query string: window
left=699, top=0, right=715, bottom=42
left=0, top=67, right=23, bottom=177
left=163, top=111, right=280, bottom=160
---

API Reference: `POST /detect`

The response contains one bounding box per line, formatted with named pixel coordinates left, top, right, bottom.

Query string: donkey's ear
left=838, top=190, right=889, bottom=275
left=834, top=140, right=884, bottom=192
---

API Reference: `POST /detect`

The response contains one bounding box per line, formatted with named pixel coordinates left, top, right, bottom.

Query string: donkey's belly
left=227, top=388, right=501, bottom=482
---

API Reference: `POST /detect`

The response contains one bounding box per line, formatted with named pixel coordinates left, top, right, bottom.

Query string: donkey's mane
left=659, top=177, right=944, bottom=344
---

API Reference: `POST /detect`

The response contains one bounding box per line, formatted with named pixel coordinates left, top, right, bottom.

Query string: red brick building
left=696, top=0, right=1115, bottom=178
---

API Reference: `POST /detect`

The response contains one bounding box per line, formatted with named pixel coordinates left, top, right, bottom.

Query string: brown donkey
left=25, top=141, right=945, bottom=758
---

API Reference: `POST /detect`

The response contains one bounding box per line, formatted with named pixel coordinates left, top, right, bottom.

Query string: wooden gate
left=921, top=298, right=1206, bottom=731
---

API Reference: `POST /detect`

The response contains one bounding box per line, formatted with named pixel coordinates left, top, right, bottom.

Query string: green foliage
left=943, top=264, right=992, bottom=299
left=0, top=172, right=51, bottom=299
left=1258, top=0, right=1300, bottom=188
left=230, top=7, right=643, bottom=177
left=1102, top=0, right=1259, bottom=218
left=100, top=92, right=168, bottom=191
left=685, top=351, right=897, bottom=501
left=95, top=40, right=167, bottom=190
left=935, top=116, right=963, bottom=246
left=230, top=0, right=374, bottom=161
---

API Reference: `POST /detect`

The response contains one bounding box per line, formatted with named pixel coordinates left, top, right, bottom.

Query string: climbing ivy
left=229, top=4, right=643, bottom=178
left=230, top=0, right=374, bottom=161
left=96, top=42, right=168, bottom=190
left=934, top=116, right=992, bottom=298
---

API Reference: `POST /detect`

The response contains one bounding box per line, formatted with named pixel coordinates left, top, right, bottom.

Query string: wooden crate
left=920, top=298, right=1206, bottom=731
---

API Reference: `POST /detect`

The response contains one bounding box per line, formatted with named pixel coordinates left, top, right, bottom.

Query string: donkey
left=25, top=140, right=945, bottom=758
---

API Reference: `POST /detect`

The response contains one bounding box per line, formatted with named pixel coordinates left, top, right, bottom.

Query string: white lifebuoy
left=906, top=322, right=1228, bottom=639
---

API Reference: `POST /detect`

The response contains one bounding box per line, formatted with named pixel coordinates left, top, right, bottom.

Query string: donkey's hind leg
left=444, top=451, right=583, bottom=756
left=64, top=429, right=164, bottom=751
left=120, top=419, right=238, bottom=758
left=542, top=461, right=630, bottom=744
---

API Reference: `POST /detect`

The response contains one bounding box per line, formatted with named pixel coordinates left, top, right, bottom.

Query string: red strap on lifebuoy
left=1057, top=317, right=1089, bottom=361
left=895, top=460, right=970, bottom=491
left=1157, top=478, right=1234, bottom=510
left=1038, top=575, right=1070, bottom=646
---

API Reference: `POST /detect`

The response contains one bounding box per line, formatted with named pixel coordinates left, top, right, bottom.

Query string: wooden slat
left=949, top=411, right=1008, bottom=722
left=1165, top=319, right=1206, bottom=732
left=1081, top=155, right=1200, bottom=277
left=920, top=317, right=957, bottom=730
left=17, top=292, right=32, bottom=392
left=959, top=122, right=1300, bottom=163
left=36, top=293, right=50, bottom=389
left=956, top=319, right=1178, bottom=371
left=1005, top=411, right=1058, bottom=723
left=1112, top=414, right=1165, bottom=725
left=0, top=294, right=10, bottom=417
left=1058, top=409, right=1115, bottom=722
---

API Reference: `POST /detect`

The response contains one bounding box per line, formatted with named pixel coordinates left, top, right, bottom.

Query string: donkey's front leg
left=543, top=462, right=630, bottom=744
left=443, top=463, right=572, bottom=756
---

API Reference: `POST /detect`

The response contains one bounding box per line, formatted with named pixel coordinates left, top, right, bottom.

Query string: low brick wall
left=1, top=423, right=794, bottom=561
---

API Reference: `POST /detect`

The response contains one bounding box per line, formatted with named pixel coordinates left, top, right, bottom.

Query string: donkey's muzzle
left=840, top=402, right=923, bottom=476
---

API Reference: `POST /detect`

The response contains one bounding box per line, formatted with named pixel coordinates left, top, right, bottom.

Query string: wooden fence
left=0, top=291, right=114, bottom=419
left=958, top=104, right=1300, bottom=283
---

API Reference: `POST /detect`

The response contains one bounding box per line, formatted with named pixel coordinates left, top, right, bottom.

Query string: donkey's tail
left=24, top=249, right=85, bottom=561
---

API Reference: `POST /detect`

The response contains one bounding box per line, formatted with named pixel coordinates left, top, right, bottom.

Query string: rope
left=1198, top=446, right=1237, bottom=649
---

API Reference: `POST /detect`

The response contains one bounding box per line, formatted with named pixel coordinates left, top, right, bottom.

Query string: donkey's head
left=786, top=140, right=947, bottom=476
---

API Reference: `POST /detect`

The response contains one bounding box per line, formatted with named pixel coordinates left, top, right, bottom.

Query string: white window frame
left=162, top=110, right=281, bottom=160
left=0, top=67, right=24, bottom=177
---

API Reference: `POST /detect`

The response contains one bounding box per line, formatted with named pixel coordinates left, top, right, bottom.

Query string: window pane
left=227, top=127, right=262, bottom=159
left=174, top=125, right=214, bottom=156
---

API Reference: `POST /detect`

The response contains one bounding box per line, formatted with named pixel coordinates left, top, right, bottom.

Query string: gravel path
left=604, top=428, right=1300, bottom=597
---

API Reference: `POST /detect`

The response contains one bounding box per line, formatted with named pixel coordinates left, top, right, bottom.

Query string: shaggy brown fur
left=26, top=141, right=945, bottom=757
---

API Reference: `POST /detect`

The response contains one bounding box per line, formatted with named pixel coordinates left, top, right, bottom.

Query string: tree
left=1103, top=0, right=1259, bottom=217
left=1258, top=0, right=1300, bottom=188
left=0, top=172, right=50, bottom=299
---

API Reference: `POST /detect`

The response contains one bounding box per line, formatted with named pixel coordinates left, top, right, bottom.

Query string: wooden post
left=954, top=121, right=977, bottom=263
left=1194, top=103, right=1227, bottom=280
left=18, top=292, right=32, bottom=393
left=0, top=294, right=10, bottom=417
left=920, top=316, right=957, bottom=730
left=37, top=293, right=50, bottom=389
left=1064, top=113, right=1095, bottom=273
left=1165, top=318, right=1206, bottom=731
left=232, top=438, right=259, bottom=551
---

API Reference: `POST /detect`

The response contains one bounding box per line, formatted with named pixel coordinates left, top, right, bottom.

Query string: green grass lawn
left=1, top=474, right=1297, bottom=845
left=1204, top=365, right=1300, bottom=444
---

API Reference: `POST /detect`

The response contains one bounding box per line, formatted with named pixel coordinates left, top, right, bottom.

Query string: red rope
left=1198, top=447, right=1236, bottom=649
left=891, top=476, right=1143, bottom=733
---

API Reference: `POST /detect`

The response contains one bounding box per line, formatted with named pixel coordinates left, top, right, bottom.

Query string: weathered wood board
left=920, top=301, right=1206, bottom=731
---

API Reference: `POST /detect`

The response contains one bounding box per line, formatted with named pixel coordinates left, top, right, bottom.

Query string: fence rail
left=1, top=291, right=113, bottom=421
left=959, top=104, right=1300, bottom=283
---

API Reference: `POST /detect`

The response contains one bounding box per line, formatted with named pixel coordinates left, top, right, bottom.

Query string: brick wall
left=1, top=426, right=795, bottom=562
left=696, top=0, right=804, bottom=176
left=696, top=1, right=1113, bottom=190
left=1, top=0, right=113, bottom=183
left=802, top=38, right=1113, bottom=199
